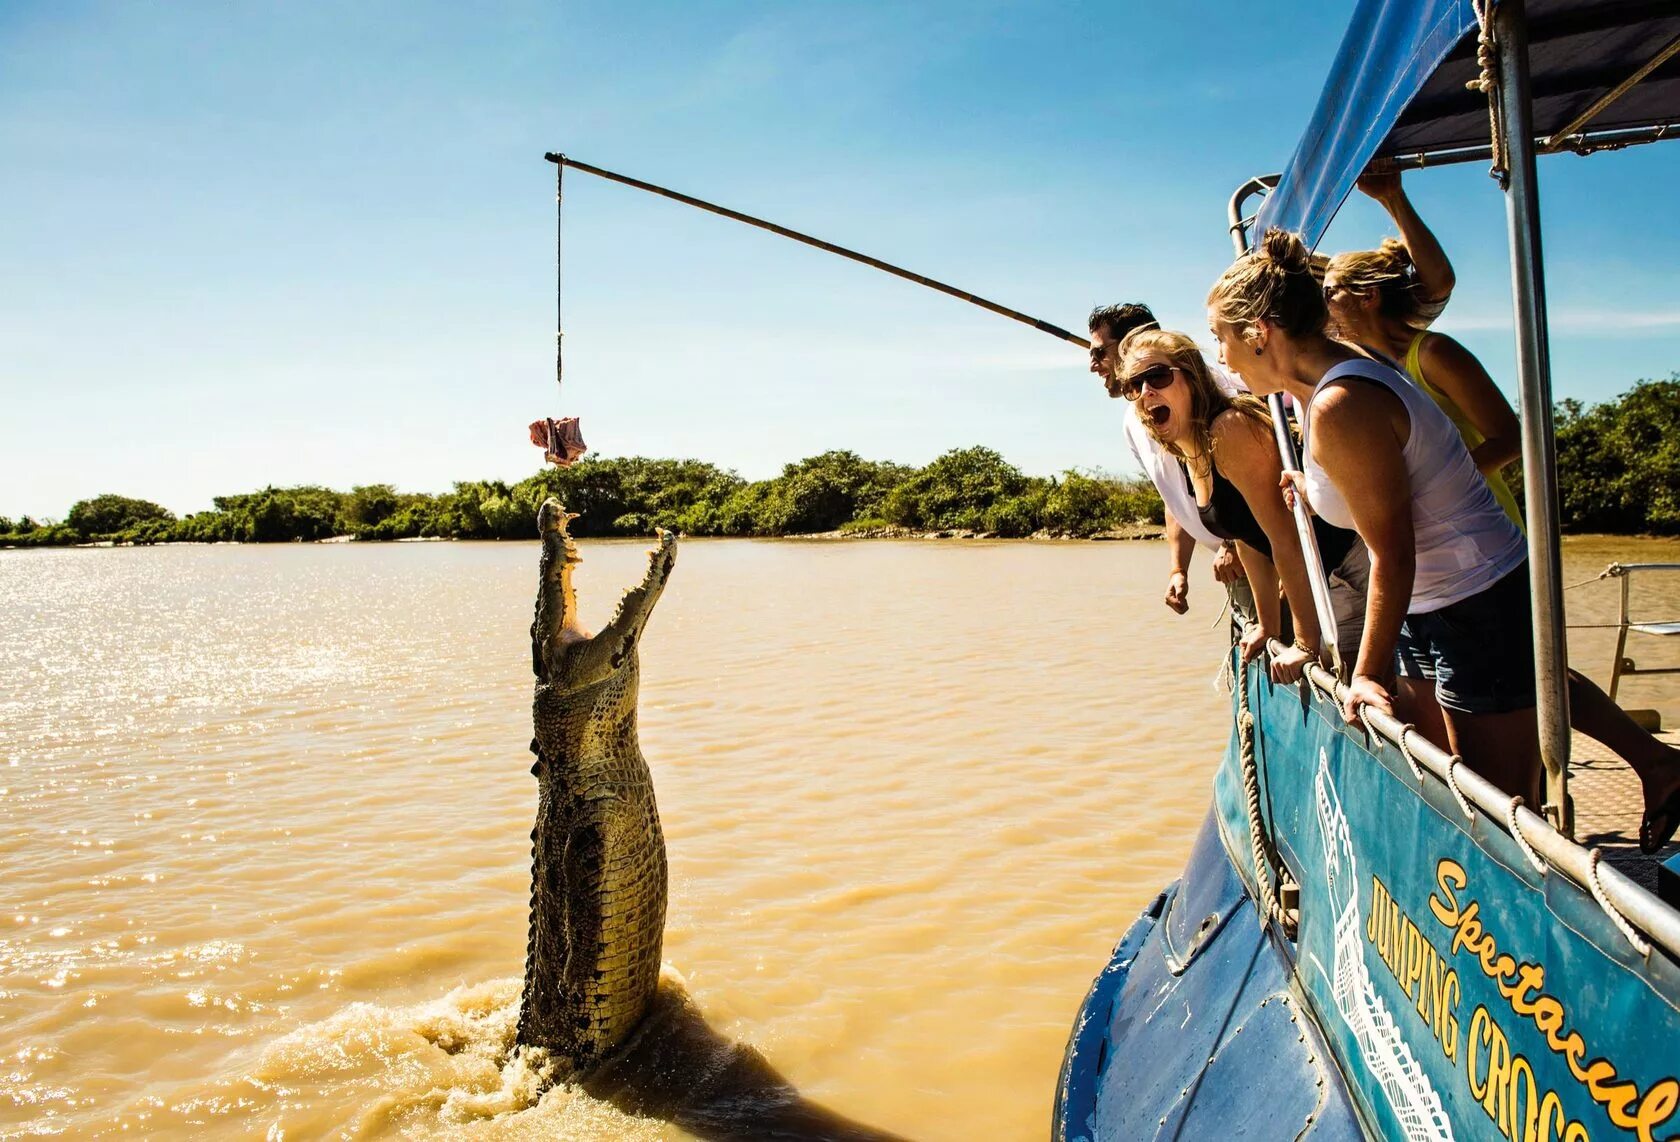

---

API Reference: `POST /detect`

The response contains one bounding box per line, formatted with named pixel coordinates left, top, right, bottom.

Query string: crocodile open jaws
left=517, top=498, right=676, bottom=1074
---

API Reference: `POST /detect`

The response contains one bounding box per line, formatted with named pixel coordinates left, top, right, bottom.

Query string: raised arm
left=1359, top=170, right=1455, bottom=310
left=1416, top=333, right=1521, bottom=472
left=1312, top=384, right=1417, bottom=724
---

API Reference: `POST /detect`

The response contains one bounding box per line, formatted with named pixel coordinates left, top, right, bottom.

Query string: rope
left=1505, top=797, right=1548, bottom=875
left=1396, top=723, right=1427, bottom=783
left=1587, top=849, right=1652, bottom=957
left=1445, top=756, right=1478, bottom=821
left=1563, top=567, right=1615, bottom=592
left=1466, top=1, right=1510, bottom=187
left=1237, top=657, right=1292, bottom=935
left=564, top=158, right=571, bottom=394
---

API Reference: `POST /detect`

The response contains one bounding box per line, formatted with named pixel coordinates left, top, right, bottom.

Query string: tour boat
left=1053, top=2, right=1680, bottom=1138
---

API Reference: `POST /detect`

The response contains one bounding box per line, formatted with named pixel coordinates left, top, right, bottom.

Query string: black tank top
left=1182, top=462, right=1356, bottom=571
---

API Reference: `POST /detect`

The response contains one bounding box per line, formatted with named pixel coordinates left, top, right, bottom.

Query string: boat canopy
left=1254, top=0, right=1680, bottom=245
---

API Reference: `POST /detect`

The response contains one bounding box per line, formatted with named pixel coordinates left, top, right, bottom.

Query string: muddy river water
left=4, top=536, right=1676, bottom=1139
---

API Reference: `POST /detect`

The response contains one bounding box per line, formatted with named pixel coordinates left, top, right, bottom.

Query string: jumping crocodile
left=517, top=498, right=676, bottom=1072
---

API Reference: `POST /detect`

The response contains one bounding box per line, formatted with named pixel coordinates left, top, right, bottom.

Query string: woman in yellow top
left=1322, top=238, right=1524, bottom=525
left=1323, top=231, right=1680, bottom=852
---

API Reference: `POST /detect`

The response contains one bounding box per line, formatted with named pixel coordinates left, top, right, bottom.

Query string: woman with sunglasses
left=1206, top=228, right=1538, bottom=804
left=1324, top=235, right=1680, bottom=850
left=1115, top=328, right=1369, bottom=684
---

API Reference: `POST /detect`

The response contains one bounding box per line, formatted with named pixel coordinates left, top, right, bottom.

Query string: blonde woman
left=1323, top=239, right=1522, bottom=522
left=1206, top=228, right=1537, bottom=803
left=1114, top=328, right=1368, bottom=684
left=1325, top=236, right=1680, bottom=850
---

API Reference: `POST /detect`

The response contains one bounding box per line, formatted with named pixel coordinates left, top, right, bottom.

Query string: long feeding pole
left=544, top=153, right=1090, bottom=350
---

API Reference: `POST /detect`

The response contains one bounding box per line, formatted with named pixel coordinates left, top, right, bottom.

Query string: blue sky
left=3, top=1, right=1677, bottom=519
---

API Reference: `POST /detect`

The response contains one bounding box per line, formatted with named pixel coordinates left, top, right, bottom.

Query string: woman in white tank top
left=1204, top=228, right=1539, bottom=805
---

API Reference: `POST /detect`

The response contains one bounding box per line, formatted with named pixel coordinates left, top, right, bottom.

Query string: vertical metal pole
left=1226, top=184, right=1343, bottom=675
left=1496, top=0, right=1572, bottom=834
left=1611, top=572, right=1630, bottom=701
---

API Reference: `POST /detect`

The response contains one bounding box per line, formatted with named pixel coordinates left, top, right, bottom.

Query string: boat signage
left=1222, top=664, right=1680, bottom=1142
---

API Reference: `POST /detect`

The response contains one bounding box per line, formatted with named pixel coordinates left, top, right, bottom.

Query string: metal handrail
left=1605, top=563, right=1680, bottom=701
left=1284, top=651, right=1680, bottom=961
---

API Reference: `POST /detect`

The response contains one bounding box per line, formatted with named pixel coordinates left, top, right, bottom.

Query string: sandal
left=1639, top=786, right=1680, bottom=854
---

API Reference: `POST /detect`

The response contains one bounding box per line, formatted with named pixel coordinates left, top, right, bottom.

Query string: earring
left=1254, top=346, right=1263, bottom=357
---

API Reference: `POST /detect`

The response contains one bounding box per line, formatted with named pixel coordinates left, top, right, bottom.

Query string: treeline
left=7, top=378, right=1676, bottom=548
left=0, top=447, right=1166, bottom=547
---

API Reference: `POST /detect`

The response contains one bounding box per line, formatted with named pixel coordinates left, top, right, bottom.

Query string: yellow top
left=1404, top=331, right=1525, bottom=529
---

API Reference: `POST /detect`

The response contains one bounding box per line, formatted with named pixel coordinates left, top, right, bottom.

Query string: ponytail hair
left=1325, top=238, right=1433, bottom=329
left=1206, top=228, right=1329, bottom=348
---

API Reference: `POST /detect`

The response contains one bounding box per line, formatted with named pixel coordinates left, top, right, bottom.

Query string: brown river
left=4, top=535, right=1677, bottom=1140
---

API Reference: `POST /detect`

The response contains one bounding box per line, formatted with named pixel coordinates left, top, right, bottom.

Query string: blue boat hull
left=1057, top=652, right=1680, bottom=1141
left=1055, top=807, right=1366, bottom=1140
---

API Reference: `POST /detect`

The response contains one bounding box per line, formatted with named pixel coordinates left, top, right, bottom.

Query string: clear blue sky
left=4, top=1, right=1677, bottom=519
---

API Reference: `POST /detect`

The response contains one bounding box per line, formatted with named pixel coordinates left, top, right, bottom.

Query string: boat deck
left=1569, top=724, right=1680, bottom=891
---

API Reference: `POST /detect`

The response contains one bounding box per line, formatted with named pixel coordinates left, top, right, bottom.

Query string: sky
left=3, top=1, right=1678, bottom=520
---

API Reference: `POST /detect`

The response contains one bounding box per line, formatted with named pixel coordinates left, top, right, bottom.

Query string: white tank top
left=1298, top=358, right=1526, bottom=614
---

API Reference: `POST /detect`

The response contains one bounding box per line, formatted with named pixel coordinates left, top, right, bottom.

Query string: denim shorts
left=1397, top=563, right=1536, bottom=715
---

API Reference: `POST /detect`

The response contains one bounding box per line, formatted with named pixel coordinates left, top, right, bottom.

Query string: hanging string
left=564, top=157, right=571, bottom=396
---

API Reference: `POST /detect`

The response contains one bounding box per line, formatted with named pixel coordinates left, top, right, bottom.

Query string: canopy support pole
left=1495, top=0, right=1572, bottom=835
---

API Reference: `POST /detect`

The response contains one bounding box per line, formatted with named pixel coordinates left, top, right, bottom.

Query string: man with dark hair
left=1088, top=302, right=1245, bottom=615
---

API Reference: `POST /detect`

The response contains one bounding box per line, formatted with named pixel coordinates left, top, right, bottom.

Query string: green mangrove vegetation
left=5, top=378, right=1676, bottom=547
left=0, top=447, right=1164, bottom=547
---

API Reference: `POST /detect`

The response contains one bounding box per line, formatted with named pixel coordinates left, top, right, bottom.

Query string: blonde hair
left=1118, top=328, right=1273, bottom=464
left=1206, top=228, right=1329, bottom=349
left=1325, top=237, right=1432, bottom=329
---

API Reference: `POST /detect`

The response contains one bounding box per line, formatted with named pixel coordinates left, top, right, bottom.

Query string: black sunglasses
left=1118, top=364, right=1180, bottom=401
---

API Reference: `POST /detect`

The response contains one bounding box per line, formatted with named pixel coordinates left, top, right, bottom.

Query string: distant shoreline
left=18, top=522, right=1169, bottom=551
left=16, top=529, right=1680, bottom=553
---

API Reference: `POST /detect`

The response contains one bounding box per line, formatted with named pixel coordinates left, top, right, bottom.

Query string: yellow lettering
left=1505, top=1054, right=1538, bottom=1142
left=1440, top=971, right=1460, bottom=1064
left=1539, top=1091, right=1566, bottom=1142
left=1405, top=923, right=1425, bottom=999
left=1367, top=876, right=1384, bottom=945
left=1636, top=1080, right=1680, bottom=1142
left=1452, top=903, right=1485, bottom=959
left=1469, top=1006, right=1493, bottom=1101
left=1482, top=1019, right=1513, bottom=1126
left=1431, top=859, right=1467, bottom=926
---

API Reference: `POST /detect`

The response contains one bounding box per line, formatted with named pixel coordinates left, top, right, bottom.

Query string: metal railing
left=1276, top=646, right=1680, bottom=962
left=1605, top=563, right=1680, bottom=702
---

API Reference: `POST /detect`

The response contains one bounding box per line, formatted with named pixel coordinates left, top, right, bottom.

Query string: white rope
left=1396, top=724, right=1427, bottom=783
left=1505, top=797, right=1548, bottom=875
left=1563, top=566, right=1615, bottom=592
left=1357, top=703, right=1379, bottom=744
left=1445, top=757, right=1478, bottom=821
left=1237, top=660, right=1292, bottom=936
left=1587, top=850, right=1652, bottom=957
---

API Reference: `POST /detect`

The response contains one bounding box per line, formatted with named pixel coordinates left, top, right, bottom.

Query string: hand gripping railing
left=1277, top=645, right=1680, bottom=961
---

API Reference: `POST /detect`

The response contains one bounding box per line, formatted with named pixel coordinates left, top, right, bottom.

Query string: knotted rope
left=1237, top=657, right=1293, bottom=935
left=1466, top=0, right=1510, bottom=187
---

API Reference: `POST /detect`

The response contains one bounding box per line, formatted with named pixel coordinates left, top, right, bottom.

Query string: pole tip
left=544, top=152, right=565, bottom=164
